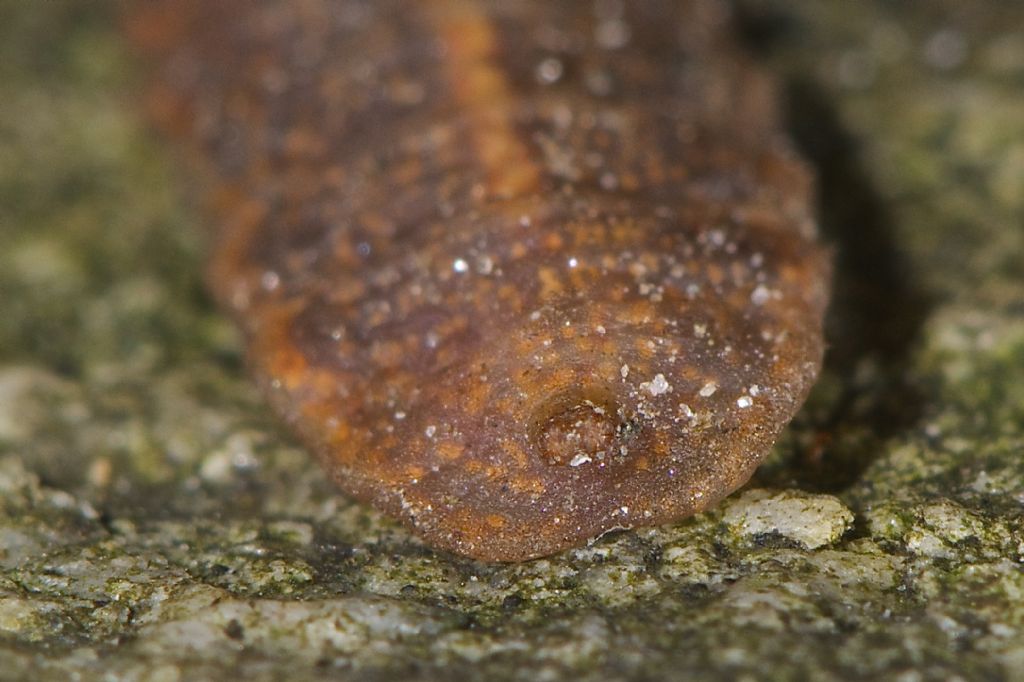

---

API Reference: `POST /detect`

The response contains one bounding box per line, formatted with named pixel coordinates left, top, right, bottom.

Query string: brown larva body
left=130, top=0, right=830, bottom=561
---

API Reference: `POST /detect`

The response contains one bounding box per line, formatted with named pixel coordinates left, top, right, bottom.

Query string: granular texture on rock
left=128, top=0, right=830, bottom=561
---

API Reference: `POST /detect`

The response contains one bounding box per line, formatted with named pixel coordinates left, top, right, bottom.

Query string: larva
left=130, top=0, right=830, bottom=561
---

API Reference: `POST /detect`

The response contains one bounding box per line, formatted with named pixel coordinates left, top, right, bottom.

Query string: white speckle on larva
left=535, top=57, right=565, bottom=84
left=600, top=172, right=619, bottom=190
left=475, top=255, right=494, bottom=275
left=569, top=453, right=592, bottom=467
left=737, top=396, right=753, bottom=408
left=424, top=425, right=436, bottom=438
left=698, top=381, right=718, bottom=397
left=261, top=270, right=281, bottom=291
left=642, top=374, right=671, bottom=396
left=620, top=364, right=630, bottom=379
left=751, top=284, right=771, bottom=305
left=452, top=258, right=469, bottom=273
left=595, top=324, right=606, bottom=335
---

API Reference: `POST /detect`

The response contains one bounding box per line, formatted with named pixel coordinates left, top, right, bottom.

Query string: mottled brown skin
left=129, top=0, right=830, bottom=561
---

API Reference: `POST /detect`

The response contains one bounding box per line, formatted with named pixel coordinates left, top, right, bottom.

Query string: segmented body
left=131, top=0, right=830, bottom=561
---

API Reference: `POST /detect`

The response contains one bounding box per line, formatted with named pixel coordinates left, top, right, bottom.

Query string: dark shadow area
left=778, top=79, right=934, bottom=492
left=734, top=2, right=934, bottom=492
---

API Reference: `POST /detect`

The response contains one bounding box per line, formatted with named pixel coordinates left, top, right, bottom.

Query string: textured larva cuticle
left=130, top=0, right=830, bottom=562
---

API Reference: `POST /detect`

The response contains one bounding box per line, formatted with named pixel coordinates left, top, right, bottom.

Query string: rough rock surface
left=1, top=1, right=1022, bottom=679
